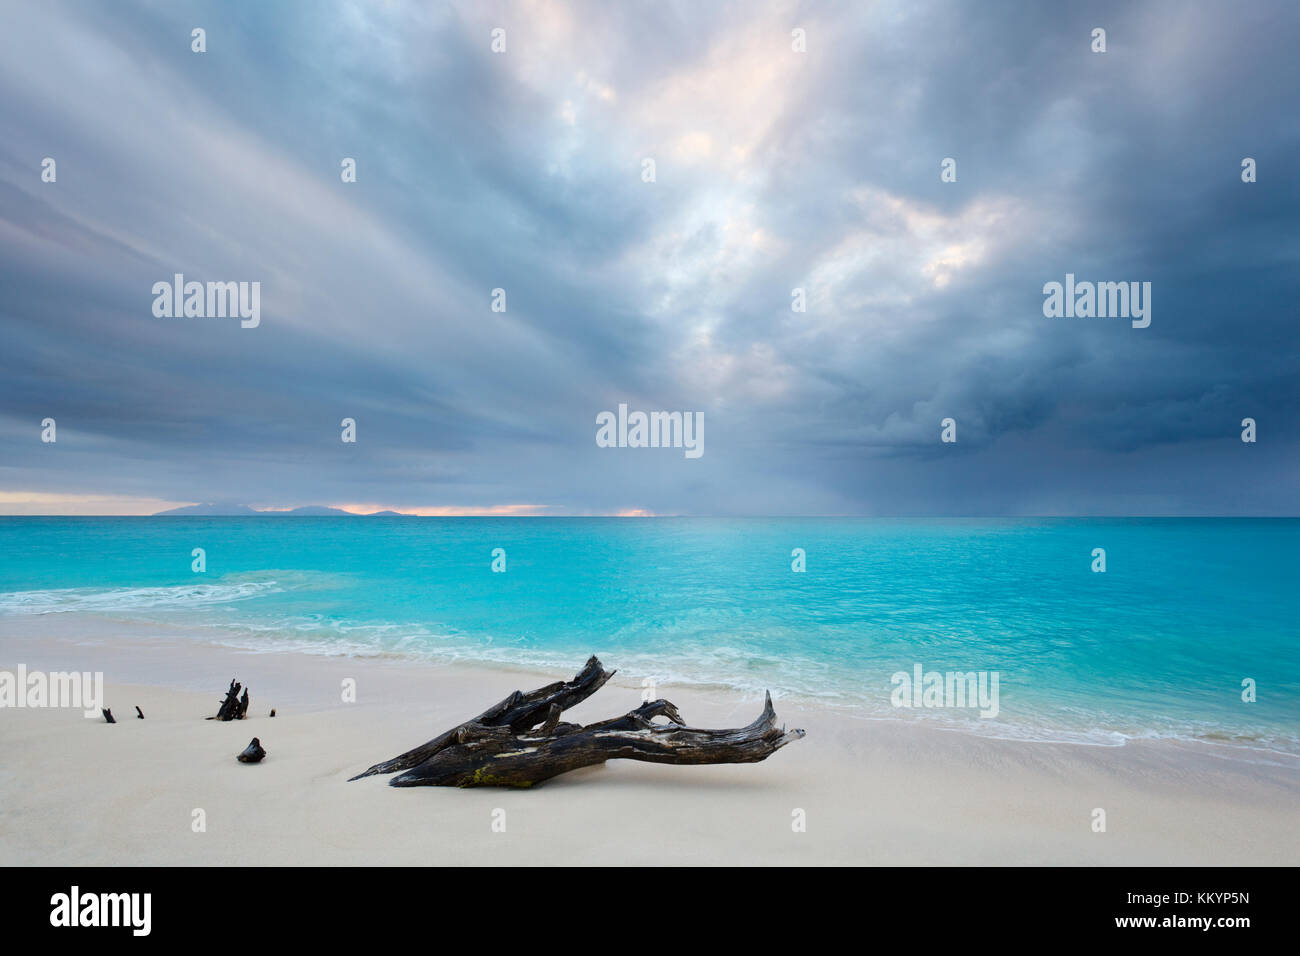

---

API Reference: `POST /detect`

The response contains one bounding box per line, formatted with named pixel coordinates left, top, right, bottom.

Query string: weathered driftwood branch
left=350, top=656, right=804, bottom=788
left=350, top=655, right=613, bottom=780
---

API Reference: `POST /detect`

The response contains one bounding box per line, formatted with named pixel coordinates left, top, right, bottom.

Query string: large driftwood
left=350, top=656, right=804, bottom=788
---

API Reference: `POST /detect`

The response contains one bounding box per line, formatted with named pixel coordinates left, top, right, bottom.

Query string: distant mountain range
left=153, top=503, right=410, bottom=517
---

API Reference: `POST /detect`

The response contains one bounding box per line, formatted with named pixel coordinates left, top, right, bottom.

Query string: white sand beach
left=1, top=615, right=1296, bottom=866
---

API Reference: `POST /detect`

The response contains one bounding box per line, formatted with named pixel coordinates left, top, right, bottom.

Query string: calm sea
left=1, top=517, right=1296, bottom=755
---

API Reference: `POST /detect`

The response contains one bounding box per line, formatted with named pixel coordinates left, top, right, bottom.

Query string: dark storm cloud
left=0, top=0, right=1297, bottom=514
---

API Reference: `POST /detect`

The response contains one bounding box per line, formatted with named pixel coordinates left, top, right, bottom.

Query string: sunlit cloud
left=334, top=503, right=553, bottom=517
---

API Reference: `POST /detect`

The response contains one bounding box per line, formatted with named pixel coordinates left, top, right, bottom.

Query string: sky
left=1, top=0, right=1297, bottom=516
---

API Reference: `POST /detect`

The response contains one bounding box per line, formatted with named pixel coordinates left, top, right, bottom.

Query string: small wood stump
left=208, top=679, right=249, bottom=721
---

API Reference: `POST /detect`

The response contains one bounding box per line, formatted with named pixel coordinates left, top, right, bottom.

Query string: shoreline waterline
left=3, top=611, right=1296, bottom=769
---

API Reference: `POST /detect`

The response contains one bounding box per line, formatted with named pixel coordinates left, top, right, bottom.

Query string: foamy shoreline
left=5, top=609, right=1295, bottom=762
left=1, top=616, right=1297, bottom=865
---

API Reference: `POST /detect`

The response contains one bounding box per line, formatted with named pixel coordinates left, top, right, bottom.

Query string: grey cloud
left=0, top=0, right=1297, bottom=514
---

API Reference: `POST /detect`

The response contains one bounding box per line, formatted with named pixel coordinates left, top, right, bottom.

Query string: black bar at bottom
left=9, top=865, right=1285, bottom=941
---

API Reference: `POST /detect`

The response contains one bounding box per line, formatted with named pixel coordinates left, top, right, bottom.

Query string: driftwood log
left=351, top=656, right=804, bottom=788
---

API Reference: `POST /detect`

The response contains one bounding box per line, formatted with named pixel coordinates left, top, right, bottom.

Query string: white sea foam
left=4, top=586, right=1296, bottom=765
left=0, top=579, right=284, bottom=614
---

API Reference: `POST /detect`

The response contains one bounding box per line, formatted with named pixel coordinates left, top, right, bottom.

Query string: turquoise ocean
left=1, top=517, right=1296, bottom=757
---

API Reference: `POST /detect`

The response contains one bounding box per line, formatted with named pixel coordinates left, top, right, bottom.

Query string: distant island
left=153, top=503, right=411, bottom=516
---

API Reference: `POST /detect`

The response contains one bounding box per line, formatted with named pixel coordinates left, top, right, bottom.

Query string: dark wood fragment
left=211, top=679, right=240, bottom=721
left=237, top=737, right=266, bottom=763
left=208, top=679, right=248, bottom=721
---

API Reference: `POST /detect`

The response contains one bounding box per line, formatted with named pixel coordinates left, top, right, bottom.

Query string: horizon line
left=1, top=513, right=1297, bottom=519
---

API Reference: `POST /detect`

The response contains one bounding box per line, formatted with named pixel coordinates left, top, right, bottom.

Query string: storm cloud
left=1, top=0, right=1297, bottom=515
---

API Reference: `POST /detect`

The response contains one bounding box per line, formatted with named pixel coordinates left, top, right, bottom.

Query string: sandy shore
left=1, top=615, right=1296, bottom=865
